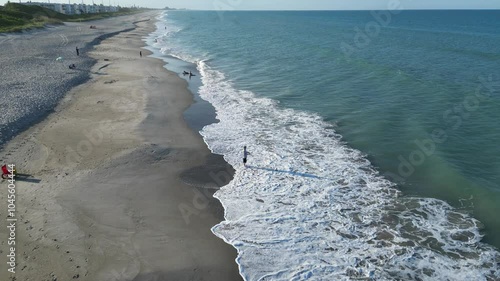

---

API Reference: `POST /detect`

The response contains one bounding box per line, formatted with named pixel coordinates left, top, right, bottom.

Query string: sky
left=4, top=0, right=500, bottom=10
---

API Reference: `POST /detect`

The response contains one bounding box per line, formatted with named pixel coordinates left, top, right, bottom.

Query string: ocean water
left=149, top=10, right=500, bottom=280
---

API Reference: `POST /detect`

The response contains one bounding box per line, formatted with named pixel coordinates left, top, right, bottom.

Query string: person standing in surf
left=243, top=146, right=251, bottom=167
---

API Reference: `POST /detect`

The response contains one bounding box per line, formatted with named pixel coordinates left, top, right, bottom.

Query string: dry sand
left=0, top=14, right=241, bottom=281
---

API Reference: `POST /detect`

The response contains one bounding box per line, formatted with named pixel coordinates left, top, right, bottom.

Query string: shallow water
left=148, top=10, right=500, bottom=280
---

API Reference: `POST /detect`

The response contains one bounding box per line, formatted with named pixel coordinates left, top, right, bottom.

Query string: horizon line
left=162, top=8, right=500, bottom=11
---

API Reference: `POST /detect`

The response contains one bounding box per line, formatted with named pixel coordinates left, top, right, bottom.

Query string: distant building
left=20, top=1, right=120, bottom=15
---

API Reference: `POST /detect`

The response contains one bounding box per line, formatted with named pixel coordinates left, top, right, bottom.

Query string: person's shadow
left=15, top=173, right=42, bottom=183
left=246, top=165, right=327, bottom=180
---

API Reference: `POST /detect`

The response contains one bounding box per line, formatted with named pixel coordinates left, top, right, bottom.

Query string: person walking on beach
left=140, top=51, right=142, bottom=58
left=243, top=146, right=251, bottom=167
left=76, top=46, right=79, bottom=56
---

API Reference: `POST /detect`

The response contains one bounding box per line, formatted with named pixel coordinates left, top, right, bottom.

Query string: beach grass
left=0, top=2, right=146, bottom=33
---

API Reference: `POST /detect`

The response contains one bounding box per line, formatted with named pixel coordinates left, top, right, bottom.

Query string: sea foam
left=150, top=12, right=500, bottom=281
left=197, top=61, right=500, bottom=280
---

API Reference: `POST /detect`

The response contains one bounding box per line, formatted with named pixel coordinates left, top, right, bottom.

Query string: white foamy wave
left=147, top=12, right=202, bottom=65
left=197, top=61, right=500, bottom=280
left=153, top=11, right=180, bottom=38
left=148, top=12, right=190, bottom=62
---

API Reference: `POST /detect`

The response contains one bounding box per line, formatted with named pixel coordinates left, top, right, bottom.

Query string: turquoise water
left=151, top=10, right=500, bottom=280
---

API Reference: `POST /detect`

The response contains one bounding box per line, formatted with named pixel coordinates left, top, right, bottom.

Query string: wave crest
left=197, top=61, right=500, bottom=281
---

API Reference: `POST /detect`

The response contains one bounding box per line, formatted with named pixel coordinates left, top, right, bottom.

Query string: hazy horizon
left=2, top=0, right=500, bottom=10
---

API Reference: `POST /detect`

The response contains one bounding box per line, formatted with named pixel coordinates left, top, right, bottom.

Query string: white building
left=60, top=4, right=71, bottom=14
left=20, top=2, right=120, bottom=15
left=22, top=2, right=62, bottom=13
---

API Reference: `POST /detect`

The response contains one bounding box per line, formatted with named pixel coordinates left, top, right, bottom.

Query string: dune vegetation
left=0, top=2, right=142, bottom=33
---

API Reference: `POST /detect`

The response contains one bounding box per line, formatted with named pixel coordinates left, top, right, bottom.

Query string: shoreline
left=0, top=12, right=241, bottom=281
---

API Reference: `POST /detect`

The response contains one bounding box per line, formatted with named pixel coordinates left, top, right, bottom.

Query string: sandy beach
left=0, top=12, right=241, bottom=281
